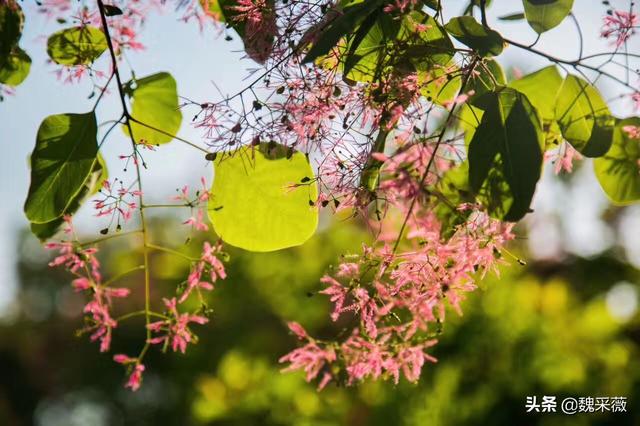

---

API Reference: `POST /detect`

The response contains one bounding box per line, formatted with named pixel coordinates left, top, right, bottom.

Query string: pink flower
left=147, top=298, right=209, bottom=354
left=319, top=275, right=349, bottom=321
left=632, top=92, right=640, bottom=110
left=623, top=125, right=640, bottom=139
left=279, top=342, right=336, bottom=383
left=126, top=364, right=145, bottom=391
left=113, top=354, right=136, bottom=364
left=183, top=209, right=209, bottom=232
left=287, top=321, right=308, bottom=340
left=178, top=241, right=226, bottom=303
left=601, top=10, right=638, bottom=47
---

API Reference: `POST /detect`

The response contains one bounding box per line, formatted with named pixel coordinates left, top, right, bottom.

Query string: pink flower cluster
left=281, top=147, right=515, bottom=388
left=113, top=354, right=145, bottom=391
left=601, top=9, right=638, bottom=47
left=173, top=177, right=211, bottom=233
left=147, top=297, right=209, bottom=353
left=39, top=0, right=169, bottom=84
left=180, top=241, right=227, bottom=304
left=46, top=217, right=130, bottom=353
left=94, top=179, right=141, bottom=230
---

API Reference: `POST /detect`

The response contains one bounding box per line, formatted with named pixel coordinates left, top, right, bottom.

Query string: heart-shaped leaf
left=445, top=16, right=505, bottom=57
left=47, top=26, right=107, bottom=66
left=523, top=0, right=574, bottom=33
left=554, top=74, right=614, bottom=157
left=208, top=143, right=319, bottom=252
left=0, top=46, right=30, bottom=86
left=468, top=87, right=544, bottom=221
left=25, top=112, right=99, bottom=223
left=124, top=72, right=182, bottom=145
left=594, top=118, right=640, bottom=204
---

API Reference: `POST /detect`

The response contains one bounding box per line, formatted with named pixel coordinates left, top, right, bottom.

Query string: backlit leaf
left=24, top=112, right=99, bottom=223
left=124, top=72, right=182, bottom=145
left=445, top=16, right=505, bottom=57
left=0, top=46, right=30, bottom=86
left=555, top=74, right=614, bottom=157
left=208, top=144, right=319, bottom=252
left=594, top=118, right=640, bottom=204
left=0, top=1, right=24, bottom=66
left=468, top=87, right=544, bottom=221
left=523, top=0, right=574, bottom=33
left=47, top=26, right=107, bottom=66
left=31, top=155, right=108, bottom=241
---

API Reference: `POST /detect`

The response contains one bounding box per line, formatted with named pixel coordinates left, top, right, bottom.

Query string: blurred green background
left=2, top=1, right=640, bottom=425
left=2, top=186, right=639, bottom=425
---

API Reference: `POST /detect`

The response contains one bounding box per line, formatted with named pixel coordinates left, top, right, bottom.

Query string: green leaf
left=509, top=65, right=562, bottom=122
left=208, top=143, right=319, bottom=252
left=103, top=4, right=123, bottom=16
left=419, top=62, right=461, bottom=105
left=509, top=66, right=565, bottom=150
left=466, top=58, right=506, bottom=97
left=199, top=0, right=225, bottom=21
left=523, top=0, right=574, bottom=34
left=457, top=60, right=506, bottom=144
left=303, top=0, right=383, bottom=64
left=216, top=0, right=277, bottom=63
left=124, top=72, right=182, bottom=145
left=340, top=10, right=453, bottom=83
left=24, top=112, right=99, bottom=224
left=400, top=11, right=454, bottom=71
left=0, top=46, right=30, bottom=86
left=434, top=161, right=473, bottom=239
left=468, top=87, right=544, bottom=221
left=30, top=155, right=108, bottom=241
left=342, top=12, right=401, bottom=82
left=594, top=118, right=640, bottom=205
left=554, top=74, right=614, bottom=157
left=47, top=26, right=107, bottom=66
left=498, top=12, right=526, bottom=21
left=0, top=1, right=24, bottom=66
left=445, top=16, right=505, bottom=57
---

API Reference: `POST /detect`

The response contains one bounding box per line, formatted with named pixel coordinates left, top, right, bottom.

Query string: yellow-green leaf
left=594, top=118, right=640, bottom=205
left=47, top=26, right=107, bottom=66
left=555, top=75, right=614, bottom=157
left=208, top=144, right=319, bottom=252
left=24, top=112, right=99, bottom=223
left=124, top=72, right=182, bottom=145
left=523, top=0, right=574, bottom=33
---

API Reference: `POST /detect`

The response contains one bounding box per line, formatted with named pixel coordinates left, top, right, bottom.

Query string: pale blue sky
left=0, top=0, right=637, bottom=317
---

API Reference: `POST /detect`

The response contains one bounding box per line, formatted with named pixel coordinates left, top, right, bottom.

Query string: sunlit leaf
left=208, top=143, right=319, bottom=252
left=124, top=72, right=182, bottom=145
left=445, top=16, right=505, bottom=57
left=434, top=161, right=473, bottom=239
left=498, top=12, right=526, bottom=21
left=344, top=10, right=453, bottom=83
left=458, top=59, right=506, bottom=143
left=103, top=4, right=123, bottom=16
left=468, top=87, right=544, bottom=221
left=419, top=62, right=461, bottom=105
left=555, top=74, right=614, bottom=157
left=509, top=65, right=562, bottom=122
left=0, top=0, right=24, bottom=66
left=30, top=155, right=108, bottom=241
left=47, top=26, right=107, bottom=66
left=594, top=118, right=640, bottom=204
left=400, top=11, right=454, bottom=70
left=24, top=112, right=99, bottom=223
left=303, top=0, right=383, bottom=64
left=215, top=0, right=277, bottom=63
left=523, top=0, right=574, bottom=33
left=0, top=46, right=30, bottom=86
